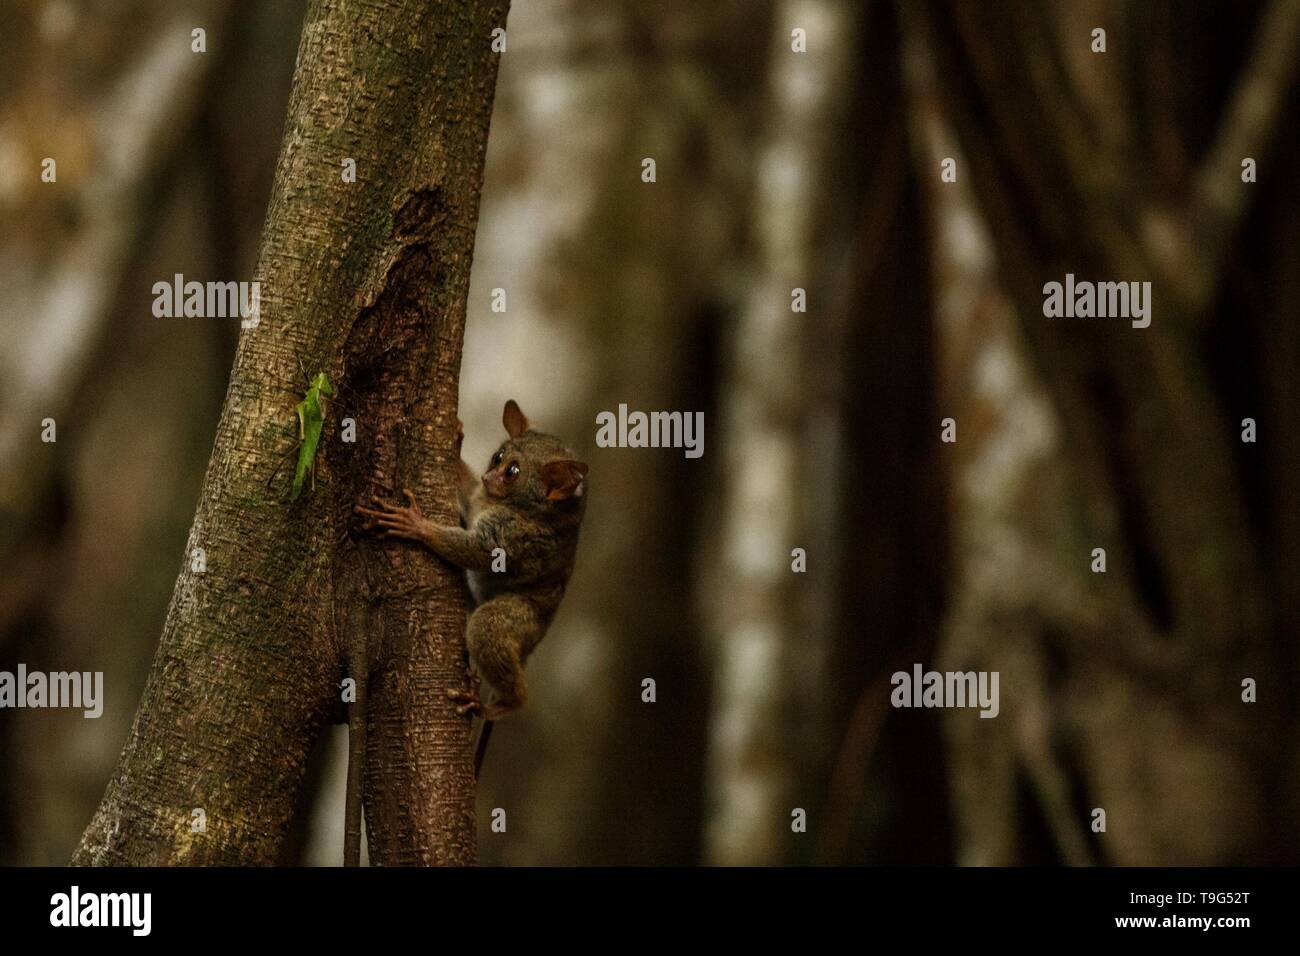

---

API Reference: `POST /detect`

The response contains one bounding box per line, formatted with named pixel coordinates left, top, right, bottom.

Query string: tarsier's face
left=482, top=441, right=524, bottom=500
left=482, top=432, right=586, bottom=507
left=480, top=400, right=588, bottom=510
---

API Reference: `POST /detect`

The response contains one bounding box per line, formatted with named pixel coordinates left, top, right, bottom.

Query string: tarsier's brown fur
left=356, top=400, right=588, bottom=721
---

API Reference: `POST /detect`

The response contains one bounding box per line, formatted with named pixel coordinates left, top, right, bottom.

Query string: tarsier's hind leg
left=458, top=595, right=541, bottom=719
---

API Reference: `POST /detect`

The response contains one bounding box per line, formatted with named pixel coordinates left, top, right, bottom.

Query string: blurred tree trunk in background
left=817, top=0, right=949, bottom=866
left=0, top=0, right=232, bottom=522
left=73, top=0, right=509, bottom=865
left=698, top=0, right=862, bottom=866
left=912, top=0, right=1300, bottom=864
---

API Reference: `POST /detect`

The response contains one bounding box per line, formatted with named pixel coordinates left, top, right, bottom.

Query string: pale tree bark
left=700, top=0, right=861, bottom=866
left=74, top=0, right=510, bottom=866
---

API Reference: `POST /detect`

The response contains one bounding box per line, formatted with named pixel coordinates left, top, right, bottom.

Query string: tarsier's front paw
left=455, top=419, right=465, bottom=455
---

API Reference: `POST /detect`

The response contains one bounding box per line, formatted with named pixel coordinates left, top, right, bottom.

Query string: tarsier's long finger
left=358, top=511, right=406, bottom=534
left=403, top=488, right=416, bottom=506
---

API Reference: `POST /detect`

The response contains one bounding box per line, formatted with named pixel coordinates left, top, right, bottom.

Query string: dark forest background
left=1, top=0, right=1296, bottom=865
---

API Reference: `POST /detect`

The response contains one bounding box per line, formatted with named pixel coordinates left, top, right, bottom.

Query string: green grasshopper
left=289, top=371, right=334, bottom=501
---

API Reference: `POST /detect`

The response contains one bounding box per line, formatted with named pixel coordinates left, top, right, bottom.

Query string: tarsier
left=356, top=399, right=588, bottom=734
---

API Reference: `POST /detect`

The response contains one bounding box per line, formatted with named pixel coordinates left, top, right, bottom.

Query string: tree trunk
left=73, top=0, right=510, bottom=866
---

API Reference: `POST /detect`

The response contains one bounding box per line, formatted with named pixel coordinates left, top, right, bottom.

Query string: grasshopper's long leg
left=266, top=410, right=305, bottom=494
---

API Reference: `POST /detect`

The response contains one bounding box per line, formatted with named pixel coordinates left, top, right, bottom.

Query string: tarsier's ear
left=540, top=460, right=588, bottom=501
left=503, top=399, right=529, bottom=438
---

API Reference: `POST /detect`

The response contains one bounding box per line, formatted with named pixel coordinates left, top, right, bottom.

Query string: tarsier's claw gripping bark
left=447, top=687, right=484, bottom=717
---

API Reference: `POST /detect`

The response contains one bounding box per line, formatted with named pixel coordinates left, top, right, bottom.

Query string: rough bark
left=73, top=0, right=510, bottom=866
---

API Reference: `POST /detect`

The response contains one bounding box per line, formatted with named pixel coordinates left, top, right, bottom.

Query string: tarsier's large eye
left=491, top=450, right=504, bottom=468
left=506, top=462, right=520, bottom=479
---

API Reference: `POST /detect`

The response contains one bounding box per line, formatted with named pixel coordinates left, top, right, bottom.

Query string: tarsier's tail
left=343, top=630, right=367, bottom=867
left=473, top=720, right=494, bottom=778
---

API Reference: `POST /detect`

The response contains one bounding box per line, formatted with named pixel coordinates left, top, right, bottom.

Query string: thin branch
left=1182, top=0, right=1300, bottom=310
